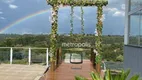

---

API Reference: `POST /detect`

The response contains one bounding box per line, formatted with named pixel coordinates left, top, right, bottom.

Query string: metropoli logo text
left=61, top=42, right=91, bottom=48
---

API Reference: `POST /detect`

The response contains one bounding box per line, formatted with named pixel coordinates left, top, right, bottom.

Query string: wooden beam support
left=50, top=4, right=59, bottom=72
left=46, top=0, right=108, bottom=6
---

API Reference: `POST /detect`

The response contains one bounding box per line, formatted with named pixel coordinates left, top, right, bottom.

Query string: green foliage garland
left=95, top=55, right=102, bottom=64
left=50, top=4, right=59, bottom=61
left=70, top=5, right=74, bottom=36
left=95, top=5, right=103, bottom=63
left=81, top=6, right=85, bottom=35
left=47, top=0, right=108, bottom=6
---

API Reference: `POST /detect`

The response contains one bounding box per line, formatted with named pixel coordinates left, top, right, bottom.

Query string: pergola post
left=95, top=5, right=103, bottom=73
left=96, top=5, right=103, bottom=56
left=50, top=4, right=59, bottom=72
left=95, top=4, right=103, bottom=73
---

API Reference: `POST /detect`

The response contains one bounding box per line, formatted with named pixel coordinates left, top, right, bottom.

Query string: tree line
left=0, top=34, right=124, bottom=62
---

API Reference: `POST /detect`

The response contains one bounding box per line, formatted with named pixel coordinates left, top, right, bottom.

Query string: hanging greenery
left=70, top=5, right=74, bottom=37
left=50, top=4, right=59, bottom=61
left=81, top=6, right=85, bottom=36
left=47, top=0, right=108, bottom=6
left=95, top=4, right=103, bottom=64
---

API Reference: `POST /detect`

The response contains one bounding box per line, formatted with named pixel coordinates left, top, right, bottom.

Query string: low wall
left=124, top=45, right=142, bottom=77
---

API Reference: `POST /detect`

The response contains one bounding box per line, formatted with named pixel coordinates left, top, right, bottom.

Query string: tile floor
left=0, top=64, right=46, bottom=80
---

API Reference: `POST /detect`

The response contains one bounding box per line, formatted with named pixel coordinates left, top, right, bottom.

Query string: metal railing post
left=46, top=48, right=49, bottom=67
left=29, top=48, right=31, bottom=65
left=10, top=47, right=13, bottom=64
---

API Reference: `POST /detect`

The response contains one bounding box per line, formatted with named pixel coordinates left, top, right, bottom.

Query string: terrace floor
left=41, top=60, right=95, bottom=80
left=0, top=64, right=46, bottom=80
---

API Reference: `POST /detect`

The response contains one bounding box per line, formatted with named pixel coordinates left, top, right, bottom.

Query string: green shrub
left=116, top=55, right=123, bottom=62
left=13, top=52, right=24, bottom=60
left=75, top=69, right=141, bottom=80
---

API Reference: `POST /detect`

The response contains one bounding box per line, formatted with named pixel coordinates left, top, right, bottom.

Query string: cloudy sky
left=0, top=0, right=125, bottom=35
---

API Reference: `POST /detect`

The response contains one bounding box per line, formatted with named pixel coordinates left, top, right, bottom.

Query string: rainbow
left=0, top=8, right=52, bottom=34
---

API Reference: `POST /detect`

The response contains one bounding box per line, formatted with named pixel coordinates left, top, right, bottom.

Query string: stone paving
left=0, top=64, right=46, bottom=80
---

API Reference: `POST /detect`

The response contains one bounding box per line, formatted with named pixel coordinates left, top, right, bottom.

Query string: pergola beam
left=46, top=0, right=108, bottom=6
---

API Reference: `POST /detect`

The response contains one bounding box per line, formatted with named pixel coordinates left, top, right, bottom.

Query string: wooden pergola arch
left=46, top=0, right=108, bottom=71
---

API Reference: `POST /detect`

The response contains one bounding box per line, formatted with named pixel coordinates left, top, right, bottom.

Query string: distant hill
left=0, top=34, right=124, bottom=47
left=0, top=34, right=124, bottom=62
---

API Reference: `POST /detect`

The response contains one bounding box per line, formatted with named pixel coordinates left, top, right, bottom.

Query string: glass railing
left=0, top=47, right=49, bottom=66
left=70, top=53, right=83, bottom=64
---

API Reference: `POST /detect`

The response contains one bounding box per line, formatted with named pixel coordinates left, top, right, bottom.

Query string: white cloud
left=22, top=32, right=32, bottom=34
left=113, top=11, right=125, bottom=16
left=0, top=17, right=6, bottom=20
left=121, top=4, right=125, bottom=10
left=0, top=12, right=3, bottom=14
left=2, top=0, right=18, bottom=9
left=104, top=7, right=125, bottom=17
left=104, top=7, right=118, bottom=12
left=9, top=4, right=18, bottom=9
left=20, top=29, right=32, bottom=34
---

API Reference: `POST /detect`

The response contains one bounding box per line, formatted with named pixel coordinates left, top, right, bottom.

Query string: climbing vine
left=81, top=6, right=85, bottom=36
left=70, top=5, right=74, bottom=37
left=95, top=4, right=103, bottom=64
left=50, top=4, right=59, bottom=61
